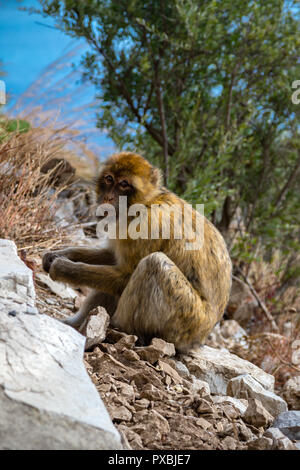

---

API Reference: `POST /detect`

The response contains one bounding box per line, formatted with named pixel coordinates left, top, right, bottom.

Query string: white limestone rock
left=227, top=374, right=288, bottom=418
left=181, top=345, right=275, bottom=395
left=36, top=272, right=78, bottom=300
left=0, top=239, right=35, bottom=306
left=0, top=239, right=122, bottom=450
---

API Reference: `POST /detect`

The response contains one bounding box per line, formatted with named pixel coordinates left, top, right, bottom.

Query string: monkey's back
left=166, top=213, right=232, bottom=320
left=111, top=190, right=232, bottom=326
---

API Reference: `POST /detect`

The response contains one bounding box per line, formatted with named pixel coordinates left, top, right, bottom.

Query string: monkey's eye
left=104, top=175, right=114, bottom=184
left=119, top=180, right=130, bottom=189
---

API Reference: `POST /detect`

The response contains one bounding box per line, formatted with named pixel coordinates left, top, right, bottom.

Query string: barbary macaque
left=43, top=152, right=232, bottom=352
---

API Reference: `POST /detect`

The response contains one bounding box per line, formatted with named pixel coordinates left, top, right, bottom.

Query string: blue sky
left=0, top=0, right=115, bottom=157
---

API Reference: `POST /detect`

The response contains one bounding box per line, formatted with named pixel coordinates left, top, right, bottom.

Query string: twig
left=264, top=337, right=300, bottom=373
left=273, top=151, right=300, bottom=212
left=233, top=270, right=279, bottom=332
left=61, top=221, right=97, bottom=229
left=19, top=238, right=66, bottom=252
left=154, top=58, right=169, bottom=185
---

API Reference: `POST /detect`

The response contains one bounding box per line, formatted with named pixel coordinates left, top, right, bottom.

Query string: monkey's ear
left=150, top=167, right=163, bottom=187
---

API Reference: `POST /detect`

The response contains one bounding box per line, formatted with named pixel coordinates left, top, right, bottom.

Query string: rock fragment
left=227, top=374, right=287, bottom=417
left=181, top=345, right=274, bottom=394
left=273, top=411, right=300, bottom=441
left=243, top=398, right=274, bottom=428
left=211, top=396, right=248, bottom=416
left=83, top=307, right=110, bottom=350
left=36, top=272, right=77, bottom=300
left=282, top=376, right=300, bottom=410
left=150, top=338, right=176, bottom=357
left=248, top=427, right=299, bottom=450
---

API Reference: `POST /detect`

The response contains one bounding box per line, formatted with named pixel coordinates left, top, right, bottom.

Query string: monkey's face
left=95, top=152, right=162, bottom=218
left=96, top=171, right=135, bottom=217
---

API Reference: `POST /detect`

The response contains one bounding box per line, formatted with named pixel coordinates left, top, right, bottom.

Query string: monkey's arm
left=43, top=247, right=116, bottom=272
left=49, top=258, right=130, bottom=296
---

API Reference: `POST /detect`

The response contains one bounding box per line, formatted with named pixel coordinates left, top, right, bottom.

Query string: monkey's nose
left=98, top=195, right=113, bottom=204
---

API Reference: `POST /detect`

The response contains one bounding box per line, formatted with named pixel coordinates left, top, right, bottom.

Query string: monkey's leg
left=62, top=289, right=118, bottom=330
left=111, top=252, right=217, bottom=353
left=44, top=248, right=118, bottom=330
left=43, top=247, right=116, bottom=273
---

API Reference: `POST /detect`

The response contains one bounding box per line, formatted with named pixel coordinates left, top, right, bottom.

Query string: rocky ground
left=1, top=233, right=300, bottom=450
left=33, top=265, right=300, bottom=450
left=85, top=330, right=275, bottom=450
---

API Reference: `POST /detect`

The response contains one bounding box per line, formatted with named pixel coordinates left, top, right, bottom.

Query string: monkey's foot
left=42, top=251, right=63, bottom=273
left=61, top=311, right=88, bottom=333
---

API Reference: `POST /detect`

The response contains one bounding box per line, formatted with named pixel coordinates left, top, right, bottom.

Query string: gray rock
left=150, top=337, right=176, bottom=357
left=248, top=434, right=298, bottom=450
left=220, top=319, right=248, bottom=347
left=205, top=323, right=227, bottom=349
left=83, top=307, right=110, bottom=350
left=25, top=306, right=38, bottom=315
left=273, top=411, right=300, bottom=440
left=207, top=320, right=248, bottom=351
left=265, top=427, right=289, bottom=440
left=227, top=374, right=288, bottom=417
left=264, top=428, right=299, bottom=450
left=0, top=388, right=120, bottom=450
left=282, top=375, right=300, bottom=410
left=244, top=398, right=274, bottom=428
left=0, top=239, right=122, bottom=450
left=190, top=376, right=211, bottom=395
left=247, top=436, right=274, bottom=450
left=172, top=360, right=211, bottom=395
left=0, top=239, right=35, bottom=306
left=181, top=345, right=274, bottom=395
left=211, top=396, right=248, bottom=415
left=172, top=359, right=191, bottom=379
left=36, top=272, right=78, bottom=300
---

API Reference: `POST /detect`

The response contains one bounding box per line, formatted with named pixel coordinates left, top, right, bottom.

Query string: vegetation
left=31, top=1, right=299, bottom=255
left=0, top=116, right=68, bottom=250
left=0, top=111, right=98, bottom=252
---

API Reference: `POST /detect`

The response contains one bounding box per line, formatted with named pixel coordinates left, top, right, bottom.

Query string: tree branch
left=273, top=151, right=300, bottom=211
left=225, top=63, right=238, bottom=133
left=87, top=34, right=175, bottom=155
left=233, top=271, right=279, bottom=332
left=154, top=59, right=169, bottom=185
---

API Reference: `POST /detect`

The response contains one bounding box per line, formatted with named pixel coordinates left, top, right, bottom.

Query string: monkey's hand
left=42, top=251, right=65, bottom=273
left=49, top=257, right=78, bottom=285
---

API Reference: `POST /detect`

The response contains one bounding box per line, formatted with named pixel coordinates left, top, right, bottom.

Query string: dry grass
left=0, top=115, right=100, bottom=257
left=232, top=329, right=300, bottom=391
left=0, top=119, right=66, bottom=252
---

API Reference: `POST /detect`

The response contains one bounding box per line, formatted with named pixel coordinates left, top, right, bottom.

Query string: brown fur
left=43, top=152, right=232, bottom=352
